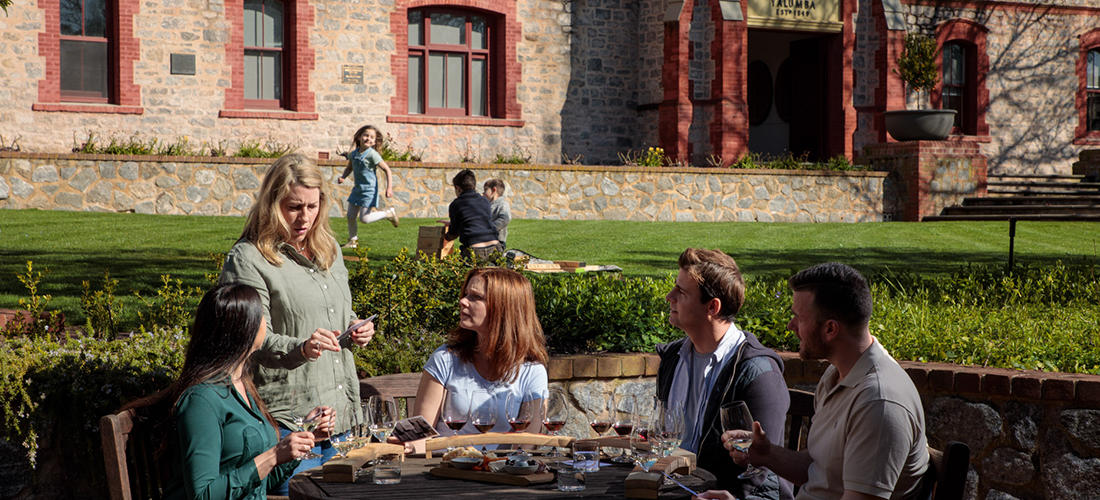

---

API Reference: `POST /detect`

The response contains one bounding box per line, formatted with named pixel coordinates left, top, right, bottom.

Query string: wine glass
left=587, top=391, right=612, bottom=437
left=470, top=389, right=497, bottom=451
left=630, top=424, right=659, bottom=473
left=610, top=393, right=636, bottom=463
left=292, top=388, right=323, bottom=459
left=368, top=395, right=397, bottom=444
left=331, top=402, right=359, bottom=459
left=656, top=400, right=684, bottom=457
left=441, top=388, right=470, bottom=450
left=505, top=392, right=533, bottom=432
left=720, top=400, right=766, bottom=479
left=542, top=387, right=569, bottom=457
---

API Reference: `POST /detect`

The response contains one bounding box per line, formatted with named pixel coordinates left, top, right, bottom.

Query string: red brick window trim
left=934, top=19, right=989, bottom=137
left=223, top=0, right=315, bottom=115
left=387, top=115, right=524, bottom=127
left=390, top=0, right=522, bottom=121
left=1075, top=29, right=1100, bottom=144
left=36, top=0, right=141, bottom=108
left=32, top=103, right=143, bottom=114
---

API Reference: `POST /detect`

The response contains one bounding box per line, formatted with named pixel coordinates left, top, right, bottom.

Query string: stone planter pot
left=884, top=109, right=957, bottom=141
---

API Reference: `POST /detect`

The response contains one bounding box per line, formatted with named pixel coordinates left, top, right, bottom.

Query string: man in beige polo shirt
left=698, top=262, right=928, bottom=500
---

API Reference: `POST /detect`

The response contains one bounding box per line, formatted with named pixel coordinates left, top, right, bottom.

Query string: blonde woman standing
left=220, top=153, right=375, bottom=494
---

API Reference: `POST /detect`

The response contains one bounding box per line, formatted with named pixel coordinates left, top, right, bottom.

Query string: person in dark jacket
left=657, top=248, right=792, bottom=500
left=443, top=169, right=502, bottom=261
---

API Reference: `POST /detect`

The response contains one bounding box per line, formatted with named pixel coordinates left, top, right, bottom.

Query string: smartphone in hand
left=337, top=314, right=377, bottom=343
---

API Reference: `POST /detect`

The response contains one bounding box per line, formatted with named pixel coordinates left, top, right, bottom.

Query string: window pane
left=1089, top=94, right=1100, bottom=132
left=244, top=51, right=260, bottom=99
left=85, top=0, right=107, bottom=37
left=472, top=58, right=486, bottom=116
left=944, top=87, right=964, bottom=127
left=471, top=15, right=486, bottom=50
left=266, top=0, right=283, bottom=48
left=244, top=0, right=261, bottom=47
left=409, top=54, right=424, bottom=114
left=408, top=11, right=423, bottom=46
left=431, top=13, right=465, bottom=45
left=1089, top=50, right=1099, bottom=90
left=447, top=53, right=464, bottom=109
left=429, top=53, right=444, bottom=108
left=60, top=39, right=108, bottom=98
left=265, top=51, right=282, bottom=100
left=60, top=0, right=83, bottom=36
left=943, top=43, right=964, bottom=86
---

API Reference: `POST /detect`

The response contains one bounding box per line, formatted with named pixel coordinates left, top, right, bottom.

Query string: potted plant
left=884, top=32, right=957, bottom=141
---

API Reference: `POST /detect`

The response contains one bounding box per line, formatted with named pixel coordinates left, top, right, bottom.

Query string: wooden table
left=289, top=456, right=716, bottom=500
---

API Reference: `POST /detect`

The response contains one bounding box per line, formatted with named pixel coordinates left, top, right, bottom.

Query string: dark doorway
left=788, top=36, right=829, bottom=162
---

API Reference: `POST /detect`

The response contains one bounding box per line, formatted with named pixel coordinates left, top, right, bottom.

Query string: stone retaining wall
left=0, top=152, right=888, bottom=223
left=549, top=352, right=1100, bottom=500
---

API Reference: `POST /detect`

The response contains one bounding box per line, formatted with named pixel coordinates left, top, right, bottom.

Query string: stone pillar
left=858, top=141, right=987, bottom=221
left=1072, top=149, right=1100, bottom=178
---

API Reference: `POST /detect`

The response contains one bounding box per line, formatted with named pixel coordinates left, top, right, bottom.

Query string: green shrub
left=491, top=146, right=533, bottom=165
left=81, top=270, right=124, bottom=340
left=378, top=133, right=423, bottom=162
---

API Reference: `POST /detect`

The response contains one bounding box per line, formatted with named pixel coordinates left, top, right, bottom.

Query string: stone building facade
left=0, top=0, right=1097, bottom=173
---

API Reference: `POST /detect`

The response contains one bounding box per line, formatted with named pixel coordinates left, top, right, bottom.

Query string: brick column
left=659, top=0, right=693, bottom=163
left=859, top=141, right=988, bottom=221
left=708, top=2, right=748, bottom=165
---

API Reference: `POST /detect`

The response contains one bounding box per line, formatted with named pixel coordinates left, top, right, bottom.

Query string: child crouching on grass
left=338, top=125, right=399, bottom=248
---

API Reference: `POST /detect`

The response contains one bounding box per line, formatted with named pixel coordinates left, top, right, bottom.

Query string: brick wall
left=551, top=351, right=1100, bottom=500
left=859, top=141, right=988, bottom=221
left=0, top=152, right=888, bottom=222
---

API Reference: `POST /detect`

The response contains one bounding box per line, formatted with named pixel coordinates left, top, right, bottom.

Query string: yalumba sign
left=747, top=0, right=841, bottom=31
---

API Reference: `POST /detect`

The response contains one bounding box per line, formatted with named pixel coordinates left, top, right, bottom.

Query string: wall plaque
left=170, top=54, right=196, bottom=75
left=747, top=0, right=842, bottom=32
left=342, top=65, right=364, bottom=84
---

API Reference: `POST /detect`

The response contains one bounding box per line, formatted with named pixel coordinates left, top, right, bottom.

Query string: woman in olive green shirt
left=219, top=153, right=376, bottom=494
left=158, top=284, right=327, bottom=500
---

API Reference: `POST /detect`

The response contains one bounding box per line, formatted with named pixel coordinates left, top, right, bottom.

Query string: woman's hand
left=275, top=431, right=317, bottom=464
left=692, top=490, right=736, bottom=500
left=308, top=406, right=335, bottom=441
left=349, top=318, right=375, bottom=347
left=386, top=435, right=416, bottom=454
left=301, top=328, right=341, bottom=360
left=337, top=177, right=345, bottom=184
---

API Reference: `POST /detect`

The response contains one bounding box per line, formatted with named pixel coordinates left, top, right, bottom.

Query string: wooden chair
left=359, top=372, right=423, bottom=418
left=100, top=406, right=171, bottom=500
left=920, top=441, right=971, bottom=500
left=786, top=388, right=815, bottom=451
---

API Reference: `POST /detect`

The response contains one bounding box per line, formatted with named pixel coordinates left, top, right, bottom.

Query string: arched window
left=407, top=9, right=493, bottom=117
left=244, top=0, right=285, bottom=108
left=60, top=0, right=110, bottom=102
left=1087, top=49, right=1100, bottom=132
left=942, top=42, right=965, bottom=129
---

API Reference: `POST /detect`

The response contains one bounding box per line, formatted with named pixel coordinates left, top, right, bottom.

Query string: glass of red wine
left=611, top=392, right=636, bottom=463
left=542, top=387, right=569, bottom=457
left=587, top=391, right=612, bottom=437
left=505, top=392, right=533, bottom=432
left=442, top=388, right=471, bottom=451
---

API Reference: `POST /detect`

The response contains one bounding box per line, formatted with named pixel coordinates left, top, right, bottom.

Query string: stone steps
left=925, top=174, right=1100, bottom=221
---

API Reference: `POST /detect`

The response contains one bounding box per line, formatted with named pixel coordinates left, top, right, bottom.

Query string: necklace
left=290, top=241, right=306, bottom=253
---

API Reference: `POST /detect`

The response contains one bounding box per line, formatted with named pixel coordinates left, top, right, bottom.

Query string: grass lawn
left=2, top=208, right=1097, bottom=324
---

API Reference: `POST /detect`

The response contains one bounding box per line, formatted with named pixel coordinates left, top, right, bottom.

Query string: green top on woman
left=164, top=382, right=296, bottom=500
left=219, top=238, right=361, bottom=431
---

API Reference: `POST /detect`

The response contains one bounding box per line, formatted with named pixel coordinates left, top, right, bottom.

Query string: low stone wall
left=550, top=352, right=1100, bottom=500
left=0, top=152, right=888, bottom=223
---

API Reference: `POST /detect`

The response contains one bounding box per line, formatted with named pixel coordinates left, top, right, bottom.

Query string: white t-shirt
left=423, top=345, right=549, bottom=438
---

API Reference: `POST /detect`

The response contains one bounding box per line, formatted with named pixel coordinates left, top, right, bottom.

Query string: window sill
left=946, top=134, right=992, bottom=143
left=387, top=115, right=525, bottom=127
left=1073, top=136, right=1100, bottom=146
left=218, top=110, right=319, bottom=120
left=33, top=103, right=144, bottom=114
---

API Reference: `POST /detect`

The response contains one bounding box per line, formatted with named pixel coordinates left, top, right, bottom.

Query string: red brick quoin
left=388, top=0, right=523, bottom=123
left=35, top=0, right=142, bottom=112
left=1075, top=28, right=1100, bottom=145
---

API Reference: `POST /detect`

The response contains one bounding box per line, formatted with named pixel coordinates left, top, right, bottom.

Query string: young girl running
left=337, top=125, right=399, bottom=248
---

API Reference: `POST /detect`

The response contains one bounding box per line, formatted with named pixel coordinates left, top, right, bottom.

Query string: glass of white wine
left=368, top=395, right=397, bottom=444
left=292, top=388, right=323, bottom=460
left=720, top=400, right=766, bottom=479
left=331, top=402, right=359, bottom=459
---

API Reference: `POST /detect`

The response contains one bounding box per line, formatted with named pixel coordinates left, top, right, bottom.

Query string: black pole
left=1008, top=217, right=1017, bottom=271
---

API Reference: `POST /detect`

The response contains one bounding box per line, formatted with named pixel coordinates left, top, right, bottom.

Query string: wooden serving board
left=322, top=443, right=405, bottom=482
left=429, top=465, right=555, bottom=486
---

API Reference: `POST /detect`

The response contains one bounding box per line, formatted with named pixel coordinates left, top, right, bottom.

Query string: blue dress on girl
left=347, top=147, right=384, bottom=209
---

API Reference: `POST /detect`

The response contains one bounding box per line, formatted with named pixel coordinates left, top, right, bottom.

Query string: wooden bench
left=360, top=372, right=423, bottom=418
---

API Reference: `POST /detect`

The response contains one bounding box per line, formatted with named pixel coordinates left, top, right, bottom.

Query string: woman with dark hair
left=157, top=283, right=329, bottom=500
left=219, top=153, right=375, bottom=493
left=404, top=267, right=549, bottom=452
